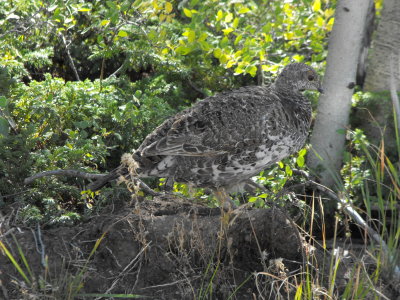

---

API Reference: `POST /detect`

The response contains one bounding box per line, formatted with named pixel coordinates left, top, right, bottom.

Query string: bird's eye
left=308, top=74, right=315, bottom=81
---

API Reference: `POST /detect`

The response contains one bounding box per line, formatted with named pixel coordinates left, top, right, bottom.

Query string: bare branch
left=24, top=168, right=161, bottom=196
left=0, top=108, right=17, bottom=133
left=59, top=33, right=80, bottom=81
left=24, top=170, right=105, bottom=185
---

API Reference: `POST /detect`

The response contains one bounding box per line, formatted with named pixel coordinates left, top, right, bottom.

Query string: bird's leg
left=163, top=176, right=175, bottom=192
left=214, top=188, right=237, bottom=212
left=213, top=187, right=237, bottom=260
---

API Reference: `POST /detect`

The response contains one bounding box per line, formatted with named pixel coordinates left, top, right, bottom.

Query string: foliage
left=1, top=0, right=400, bottom=298
left=0, top=0, right=335, bottom=223
left=0, top=74, right=179, bottom=225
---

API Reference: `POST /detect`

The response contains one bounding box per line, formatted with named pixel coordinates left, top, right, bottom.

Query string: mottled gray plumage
left=89, top=63, right=322, bottom=196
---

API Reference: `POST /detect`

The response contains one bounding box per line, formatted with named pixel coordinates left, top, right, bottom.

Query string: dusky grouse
left=89, top=63, right=323, bottom=207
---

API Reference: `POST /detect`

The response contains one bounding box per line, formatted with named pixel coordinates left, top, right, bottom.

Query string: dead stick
left=24, top=170, right=105, bottom=185
left=24, top=169, right=160, bottom=196
left=59, top=33, right=80, bottom=81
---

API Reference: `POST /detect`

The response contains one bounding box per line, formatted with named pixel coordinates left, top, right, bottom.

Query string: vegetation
left=0, top=0, right=399, bottom=299
left=0, top=0, right=334, bottom=223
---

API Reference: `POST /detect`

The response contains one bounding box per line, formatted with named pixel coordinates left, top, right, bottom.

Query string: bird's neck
left=272, top=84, right=304, bottom=101
left=272, top=82, right=301, bottom=96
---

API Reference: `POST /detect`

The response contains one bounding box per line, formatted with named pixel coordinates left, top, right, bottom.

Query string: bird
left=88, top=63, right=323, bottom=208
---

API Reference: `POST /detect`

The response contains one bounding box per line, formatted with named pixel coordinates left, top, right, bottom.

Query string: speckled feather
left=130, top=63, right=322, bottom=191
left=89, top=63, right=322, bottom=192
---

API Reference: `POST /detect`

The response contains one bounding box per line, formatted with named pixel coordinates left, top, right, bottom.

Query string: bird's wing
left=139, top=86, right=281, bottom=157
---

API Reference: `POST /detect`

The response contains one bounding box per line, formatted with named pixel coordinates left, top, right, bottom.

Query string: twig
left=0, top=107, right=17, bottom=133
left=25, top=168, right=161, bottom=196
left=0, top=190, right=29, bottom=200
left=24, top=170, right=105, bottom=185
left=32, top=223, right=47, bottom=268
left=139, top=278, right=196, bottom=290
left=59, top=33, right=80, bottom=81
left=0, top=228, right=15, bottom=238
left=109, top=56, right=130, bottom=78
left=132, top=178, right=161, bottom=197
left=95, top=242, right=150, bottom=300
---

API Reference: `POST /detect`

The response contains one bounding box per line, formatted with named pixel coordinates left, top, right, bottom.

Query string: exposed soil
left=0, top=195, right=373, bottom=299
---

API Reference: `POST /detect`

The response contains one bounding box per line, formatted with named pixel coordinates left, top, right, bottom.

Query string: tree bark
left=307, top=0, right=373, bottom=189
left=364, top=0, right=400, bottom=91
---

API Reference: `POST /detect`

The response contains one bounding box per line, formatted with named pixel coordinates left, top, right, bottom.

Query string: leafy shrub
left=1, top=73, right=183, bottom=224
left=0, top=0, right=335, bottom=224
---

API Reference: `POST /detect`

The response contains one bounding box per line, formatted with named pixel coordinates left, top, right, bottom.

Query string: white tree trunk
left=307, top=0, right=373, bottom=188
left=364, top=0, right=400, bottom=91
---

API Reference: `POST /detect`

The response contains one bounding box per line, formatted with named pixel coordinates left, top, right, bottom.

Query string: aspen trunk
left=307, top=0, right=373, bottom=189
left=364, top=0, right=400, bottom=91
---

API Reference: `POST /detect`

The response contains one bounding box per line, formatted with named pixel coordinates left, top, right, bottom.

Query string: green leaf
left=297, top=156, right=305, bottom=167
left=165, top=2, right=173, bottom=14
left=292, top=54, right=304, bottom=62
left=336, top=128, right=346, bottom=135
left=175, top=46, right=192, bottom=55
left=238, top=7, right=251, bottom=14
left=213, top=48, right=222, bottom=58
left=148, top=29, right=157, bottom=41
left=216, top=10, right=223, bottom=21
left=232, top=17, right=239, bottom=29
left=285, top=165, right=293, bottom=176
left=312, top=0, right=321, bottom=12
left=100, top=19, right=110, bottom=26
left=0, top=96, right=7, bottom=108
left=298, top=148, right=307, bottom=157
left=220, top=36, right=229, bottom=47
left=183, top=8, right=192, bottom=18
left=225, top=12, right=233, bottom=23
left=248, top=196, right=258, bottom=203
left=183, top=30, right=196, bottom=42
left=246, top=65, right=257, bottom=77
left=117, top=30, right=128, bottom=37
left=222, top=28, right=234, bottom=35
left=234, top=65, right=244, bottom=74
left=234, top=34, right=243, bottom=45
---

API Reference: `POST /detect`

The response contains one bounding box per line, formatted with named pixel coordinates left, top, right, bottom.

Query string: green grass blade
left=12, top=234, right=34, bottom=282
left=294, top=283, right=303, bottom=300
left=68, top=231, right=108, bottom=298
left=0, top=240, right=31, bottom=285
left=226, top=273, right=253, bottom=300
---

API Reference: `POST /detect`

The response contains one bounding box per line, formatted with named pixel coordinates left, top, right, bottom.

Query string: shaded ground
left=0, top=195, right=392, bottom=299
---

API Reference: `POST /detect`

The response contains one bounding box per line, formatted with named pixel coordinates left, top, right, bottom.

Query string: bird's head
left=274, top=63, right=323, bottom=94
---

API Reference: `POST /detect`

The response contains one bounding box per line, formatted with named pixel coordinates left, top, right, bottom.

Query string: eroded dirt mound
left=0, top=196, right=324, bottom=299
